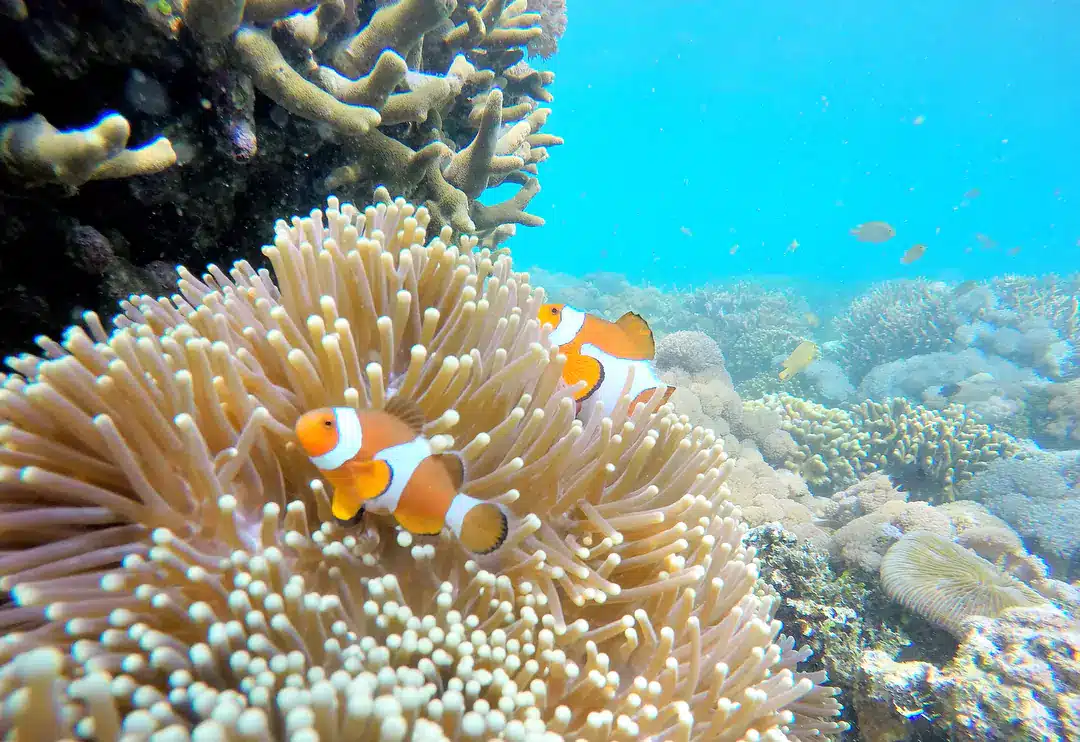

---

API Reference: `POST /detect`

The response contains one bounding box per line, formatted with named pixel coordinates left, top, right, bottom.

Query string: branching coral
left=0, top=192, right=845, bottom=740
left=0, top=111, right=176, bottom=187
left=749, top=394, right=1020, bottom=500
left=183, top=0, right=562, bottom=240
left=830, top=279, right=958, bottom=384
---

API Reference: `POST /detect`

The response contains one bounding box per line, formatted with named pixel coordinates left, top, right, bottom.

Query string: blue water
left=496, top=0, right=1080, bottom=288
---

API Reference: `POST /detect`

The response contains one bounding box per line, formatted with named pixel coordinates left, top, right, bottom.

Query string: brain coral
left=0, top=192, right=846, bottom=740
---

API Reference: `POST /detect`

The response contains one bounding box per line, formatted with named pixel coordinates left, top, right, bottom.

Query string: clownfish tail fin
left=446, top=494, right=509, bottom=555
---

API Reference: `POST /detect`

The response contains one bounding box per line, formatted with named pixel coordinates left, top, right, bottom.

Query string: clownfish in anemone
left=538, top=303, right=674, bottom=417
left=294, top=397, right=509, bottom=555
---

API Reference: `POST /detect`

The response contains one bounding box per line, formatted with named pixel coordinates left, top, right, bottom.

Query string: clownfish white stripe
left=580, top=343, right=664, bottom=414
left=364, top=436, right=434, bottom=515
left=444, top=493, right=484, bottom=538
left=310, top=406, right=363, bottom=471
left=547, top=305, right=586, bottom=346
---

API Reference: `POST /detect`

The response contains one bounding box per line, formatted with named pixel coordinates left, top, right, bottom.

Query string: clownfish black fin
left=457, top=498, right=509, bottom=555
left=615, top=311, right=656, bottom=358
left=433, top=451, right=467, bottom=490
left=384, top=395, right=427, bottom=435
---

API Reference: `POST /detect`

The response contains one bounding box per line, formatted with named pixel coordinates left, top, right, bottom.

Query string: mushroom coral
left=0, top=191, right=846, bottom=741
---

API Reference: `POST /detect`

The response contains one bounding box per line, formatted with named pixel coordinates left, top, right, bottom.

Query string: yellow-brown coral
left=0, top=191, right=845, bottom=740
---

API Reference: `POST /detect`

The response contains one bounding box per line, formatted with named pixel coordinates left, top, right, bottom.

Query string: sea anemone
left=0, top=190, right=846, bottom=739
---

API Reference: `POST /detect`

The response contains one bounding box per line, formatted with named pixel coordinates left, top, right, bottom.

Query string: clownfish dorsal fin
left=433, top=451, right=466, bottom=491
left=615, top=312, right=656, bottom=359
left=383, top=395, right=427, bottom=435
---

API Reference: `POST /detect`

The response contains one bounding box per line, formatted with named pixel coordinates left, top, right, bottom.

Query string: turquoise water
left=498, top=0, right=1080, bottom=287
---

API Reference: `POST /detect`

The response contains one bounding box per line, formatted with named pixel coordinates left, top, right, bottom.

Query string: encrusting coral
left=0, top=191, right=846, bottom=740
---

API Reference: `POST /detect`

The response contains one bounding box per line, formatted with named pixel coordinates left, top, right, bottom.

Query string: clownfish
left=294, top=397, right=509, bottom=555
left=538, top=303, right=674, bottom=417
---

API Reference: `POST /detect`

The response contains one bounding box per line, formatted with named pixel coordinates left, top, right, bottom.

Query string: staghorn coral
left=749, top=393, right=1020, bottom=500
left=0, top=192, right=845, bottom=740
left=880, top=532, right=1047, bottom=638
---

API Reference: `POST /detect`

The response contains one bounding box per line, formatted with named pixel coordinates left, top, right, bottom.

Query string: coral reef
left=0, top=0, right=563, bottom=352
left=745, top=525, right=911, bottom=734
left=750, top=393, right=1020, bottom=499
left=686, top=281, right=815, bottom=382
left=955, top=449, right=1080, bottom=572
left=856, top=607, right=1080, bottom=742
left=654, top=329, right=726, bottom=374
left=830, top=279, right=958, bottom=384
left=0, top=192, right=847, bottom=740
left=879, top=531, right=1047, bottom=637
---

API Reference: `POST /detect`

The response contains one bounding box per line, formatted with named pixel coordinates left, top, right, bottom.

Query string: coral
left=746, top=525, right=911, bottom=734
left=830, top=278, right=959, bottom=384
left=830, top=499, right=955, bottom=575
left=988, top=273, right=1080, bottom=376
left=855, top=607, right=1080, bottom=742
left=685, top=281, right=815, bottom=382
left=0, top=0, right=562, bottom=354
left=856, top=347, right=1048, bottom=428
left=820, top=473, right=906, bottom=529
left=752, top=393, right=1020, bottom=500
left=0, top=111, right=176, bottom=187
left=654, top=330, right=725, bottom=374
left=0, top=192, right=846, bottom=740
left=526, top=0, right=568, bottom=59
left=1042, top=377, right=1080, bottom=446
left=955, top=450, right=1080, bottom=567
left=880, top=532, right=1047, bottom=637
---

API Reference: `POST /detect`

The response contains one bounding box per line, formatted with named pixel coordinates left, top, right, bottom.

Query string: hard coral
left=856, top=607, right=1080, bottom=742
left=830, top=278, right=958, bottom=384
left=0, top=192, right=846, bottom=740
left=751, top=393, right=1020, bottom=500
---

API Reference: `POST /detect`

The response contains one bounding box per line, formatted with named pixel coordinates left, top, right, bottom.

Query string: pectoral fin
left=393, top=508, right=445, bottom=536
left=563, top=353, right=604, bottom=401
left=331, top=459, right=392, bottom=520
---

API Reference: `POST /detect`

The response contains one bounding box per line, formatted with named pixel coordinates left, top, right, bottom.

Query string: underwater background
left=510, top=0, right=1080, bottom=286
left=0, top=1, right=1078, bottom=741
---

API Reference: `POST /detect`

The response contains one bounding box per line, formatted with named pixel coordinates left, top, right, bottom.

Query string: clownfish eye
left=550, top=307, right=559, bottom=315
left=323, top=420, right=333, bottom=428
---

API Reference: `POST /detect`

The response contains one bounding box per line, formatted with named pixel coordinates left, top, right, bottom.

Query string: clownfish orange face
left=539, top=303, right=563, bottom=325
left=538, top=303, right=588, bottom=347
left=295, top=409, right=339, bottom=458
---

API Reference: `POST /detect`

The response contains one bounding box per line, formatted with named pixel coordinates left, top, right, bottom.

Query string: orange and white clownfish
left=538, top=303, right=674, bottom=417
left=294, top=397, right=509, bottom=555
